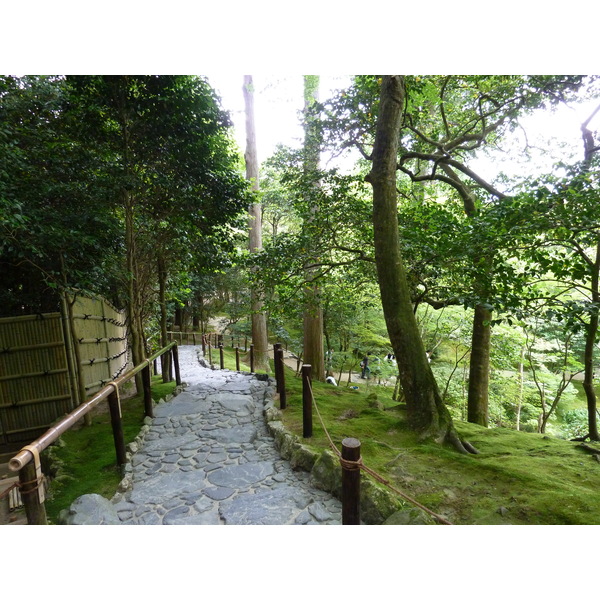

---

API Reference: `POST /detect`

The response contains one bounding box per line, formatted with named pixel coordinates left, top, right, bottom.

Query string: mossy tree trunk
left=365, top=76, right=476, bottom=454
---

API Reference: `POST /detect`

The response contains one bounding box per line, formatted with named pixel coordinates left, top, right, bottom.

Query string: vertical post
left=277, top=347, right=286, bottom=409
left=172, top=344, right=182, bottom=386
left=219, top=344, right=224, bottom=369
left=302, top=364, right=312, bottom=437
left=231, top=335, right=234, bottom=348
left=142, top=362, right=153, bottom=418
left=18, top=461, right=47, bottom=525
left=245, top=336, right=248, bottom=352
left=273, top=343, right=282, bottom=393
left=250, top=343, right=255, bottom=373
left=236, top=347, right=240, bottom=371
left=193, top=333, right=196, bottom=346
left=108, top=388, right=127, bottom=467
left=153, top=358, right=158, bottom=376
left=341, top=438, right=361, bottom=525
left=202, top=334, right=206, bottom=355
left=208, top=343, right=212, bottom=366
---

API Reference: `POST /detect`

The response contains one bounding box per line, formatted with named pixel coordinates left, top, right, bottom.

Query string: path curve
left=109, top=345, right=342, bottom=525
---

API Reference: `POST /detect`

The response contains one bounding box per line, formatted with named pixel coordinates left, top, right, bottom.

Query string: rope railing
left=302, top=369, right=453, bottom=525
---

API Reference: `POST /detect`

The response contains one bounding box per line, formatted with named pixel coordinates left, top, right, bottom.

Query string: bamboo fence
left=0, top=295, right=129, bottom=453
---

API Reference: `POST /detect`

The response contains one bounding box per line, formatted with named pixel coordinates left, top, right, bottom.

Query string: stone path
left=104, top=346, right=342, bottom=525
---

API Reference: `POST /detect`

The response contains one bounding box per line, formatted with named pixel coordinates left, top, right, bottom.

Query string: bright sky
left=207, top=75, right=352, bottom=164
left=208, top=74, right=600, bottom=187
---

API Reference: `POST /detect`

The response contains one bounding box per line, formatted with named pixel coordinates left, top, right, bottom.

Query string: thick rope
left=308, top=380, right=453, bottom=525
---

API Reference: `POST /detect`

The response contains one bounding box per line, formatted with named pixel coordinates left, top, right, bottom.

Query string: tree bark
left=243, top=75, right=269, bottom=371
left=365, top=76, right=475, bottom=453
left=157, top=253, right=171, bottom=382
left=302, top=75, right=325, bottom=381
left=467, top=304, right=491, bottom=426
left=582, top=240, right=600, bottom=441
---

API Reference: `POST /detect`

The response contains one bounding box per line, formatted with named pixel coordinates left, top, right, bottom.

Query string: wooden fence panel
left=0, top=295, right=129, bottom=453
left=0, top=313, right=71, bottom=451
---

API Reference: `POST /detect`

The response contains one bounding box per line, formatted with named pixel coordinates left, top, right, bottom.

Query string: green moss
left=272, top=360, right=600, bottom=525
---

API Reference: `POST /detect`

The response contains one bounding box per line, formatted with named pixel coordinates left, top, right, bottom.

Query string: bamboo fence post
left=250, top=344, right=254, bottom=373
left=142, top=362, right=153, bottom=418
left=172, top=344, right=182, bottom=386
left=107, top=388, right=127, bottom=467
left=18, top=461, right=47, bottom=525
left=236, top=347, right=240, bottom=371
left=341, top=437, right=361, bottom=525
left=219, top=344, right=224, bottom=369
left=302, top=364, right=312, bottom=437
left=277, top=347, right=286, bottom=409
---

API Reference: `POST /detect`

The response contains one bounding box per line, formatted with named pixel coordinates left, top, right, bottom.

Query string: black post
left=219, top=344, right=224, bottom=369
left=273, top=343, right=282, bottom=393
left=172, top=344, right=182, bottom=386
left=277, top=347, right=286, bottom=409
left=250, top=344, right=255, bottom=373
left=193, top=333, right=196, bottom=346
left=108, top=388, right=127, bottom=467
left=302, top=364, right=312, bottom=438
left=341, top=437, right=361, bottom=525
left=202, top=334, right=206, bottom=355
left=236, top=347, right=240, bottom=371
left=208, top=343, right=212, bottom=366
left=142, top=363, right=153, bottom=418
left=245, top=336, right=248, bottom=352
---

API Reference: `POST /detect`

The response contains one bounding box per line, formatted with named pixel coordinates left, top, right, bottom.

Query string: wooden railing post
left=235, top=347, right=240, bottom=371
left=302, top=364, right=312, bottom=438
left=341, top=437, right=361, bottom=525
left=193, top=333, right=196, bottom=346
left=245, top=336, right=248, bottom=352
left=202, top=334, right=206, bottom=355
left=277, top=347, right=286, bottom=409
left=250, top=344, right=254, bottom=373
left=273, top=343, right=282, bottom=393
left=219, top=344, right=224, bottom=369
left=107, top=387, right=127, bottom=467
left=172, top=344, right=182, bottom=385
left=208, top=342, right=212, bottom=366
left=142, top=362, right=153, bottom=418
left=18, top=461, right=47, bottom=525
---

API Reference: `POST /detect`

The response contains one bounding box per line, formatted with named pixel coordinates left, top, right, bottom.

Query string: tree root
left=444, top=428, right=479, bottom=455
left=576, top=442, right=600, bottom=456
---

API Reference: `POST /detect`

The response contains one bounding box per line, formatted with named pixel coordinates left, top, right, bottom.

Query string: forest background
left=2, top=2, right=598, bottom=598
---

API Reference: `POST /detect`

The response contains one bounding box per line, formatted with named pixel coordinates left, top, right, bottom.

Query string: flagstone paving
left=105, top=345, right=342, bottom=525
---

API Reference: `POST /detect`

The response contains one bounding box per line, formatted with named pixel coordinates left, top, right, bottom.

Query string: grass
left=43, top=375, right=176, bottom=524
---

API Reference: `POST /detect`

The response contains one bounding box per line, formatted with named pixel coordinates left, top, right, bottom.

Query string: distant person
left=360, top=354, right=370, bottom=379
left=325, top=375, right=337, bottom=386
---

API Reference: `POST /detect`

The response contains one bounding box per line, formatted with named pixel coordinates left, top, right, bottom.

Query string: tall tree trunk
left=440, top=163, right=492, bottom=427
left=243, top=75, right=269, bottom=371
left=365, top=76, right=475, bottom=454
left=516, top=344, right=525, bottom=431
left=582, top=240, right=600, bottom=441
left=467, top=304, right=491, bottom=425
left=157, top=253, right=171, bottom=382
left=302, top=75, right=325, bottom=381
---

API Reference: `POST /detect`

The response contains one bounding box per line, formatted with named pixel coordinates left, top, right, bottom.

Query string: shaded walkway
left=100, top=345, right=342, bottom=524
